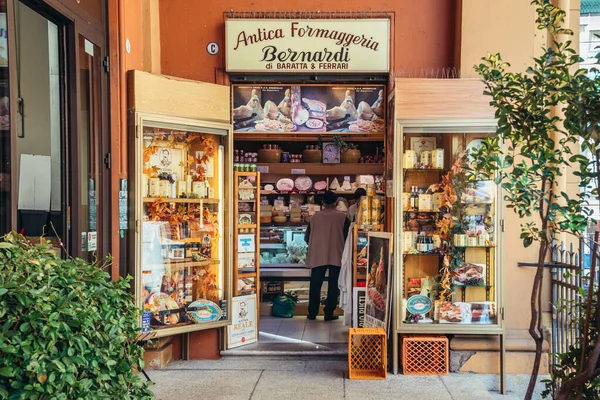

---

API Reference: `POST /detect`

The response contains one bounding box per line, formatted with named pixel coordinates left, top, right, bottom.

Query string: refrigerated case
left=129, top=71, right=233, bottom=338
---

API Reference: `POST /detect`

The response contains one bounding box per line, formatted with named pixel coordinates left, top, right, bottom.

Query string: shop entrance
left=2, top=0, right=109, bottom=259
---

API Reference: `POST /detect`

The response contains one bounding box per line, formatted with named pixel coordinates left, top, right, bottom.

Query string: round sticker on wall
left=187, top=300, right=222, bottom=323
left=206, top=42, right=220, bottom=55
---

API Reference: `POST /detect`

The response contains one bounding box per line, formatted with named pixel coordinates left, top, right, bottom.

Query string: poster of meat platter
left=364, top=232, right=392, bottom=331
left=232, top=85, right=385, bottom=133
left=439, top=301, right=496, bottom=324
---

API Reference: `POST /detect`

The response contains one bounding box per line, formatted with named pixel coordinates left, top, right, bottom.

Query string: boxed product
left=453, top=262, right=486, bottom=286
left=439, top=301, right=496, bottom=324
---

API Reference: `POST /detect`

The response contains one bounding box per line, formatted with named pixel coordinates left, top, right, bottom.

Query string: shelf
left=144, top=197, right=219, bottom=204
left=238, top=272, right=258, bottom=278
left=260, top=223, right=308, bottom=228
left=403, top=168, right=443, bottom=172
left=261, top=189, right=385, bottom=196
left=237, top=224, right=257, bottom=229
left=257, top=163, right=384, bottom=175
left=403, top=210, right=440, bottom=213
left=403, top=253, right=442, bottom=257
left=237, top=186, right=257, bottom=190
left=234, top=132, right=384, bottom=142
left=454, top=245, right=495, bottom=249
left=260, top=243, right=286, bottom=249
left=261, top=263, right=306, bottom=268
left=144, top=259, right=220, bottom=271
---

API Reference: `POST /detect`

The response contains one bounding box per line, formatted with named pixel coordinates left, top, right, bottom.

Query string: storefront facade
left=112, top=0, right=581, bottom=374
left=0, top=0, right=115, bottom=273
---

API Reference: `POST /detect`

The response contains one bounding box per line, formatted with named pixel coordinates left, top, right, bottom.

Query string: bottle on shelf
left=411, top=186, right=419, bottom=210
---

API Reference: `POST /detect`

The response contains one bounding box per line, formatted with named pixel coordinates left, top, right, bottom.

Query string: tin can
left=402, top=192, right=410, bottom=210
left=478, top=233, right=490, bottom=247
left=366, top=185, right=376, bottom=197
left=467, top=236, right=478, bottom=247
left=420, top=150, right=432, bottom=166
left=433, top=192, right=444, bottom=211
left=281, top=152, right=291, bottom=163
left=432, top=148, right=444, bottom=169
left=454, top=234, right=467, bottom=247
left=418, top=194, right=433, bottom=212
left=148, top=178, right=159, bottom=197
left=142, top=174, right=149, bottom=198
left=403, top=231, right=415, bottom=253
left=159, top=180, right=171, bottom=198
left=403, top=150, right=416, bottom=169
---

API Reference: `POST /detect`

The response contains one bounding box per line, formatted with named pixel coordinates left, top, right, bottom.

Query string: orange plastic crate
left=348, top=328, right=387, bottom=380
left=402, top=335, right=449, bottom=375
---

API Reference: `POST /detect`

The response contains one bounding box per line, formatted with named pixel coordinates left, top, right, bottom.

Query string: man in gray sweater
left=304, top=191, right=350, bottom=321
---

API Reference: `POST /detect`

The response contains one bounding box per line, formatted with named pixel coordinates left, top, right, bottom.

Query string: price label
left=291, top=169, right=306, bottom=175
left=257, top=166, right=269, bottom=173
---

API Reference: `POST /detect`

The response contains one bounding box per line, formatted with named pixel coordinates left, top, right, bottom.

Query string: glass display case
left=132, top=114, right=233, bottom=337
left=259, top=225, right=308, bottom=268
left=394, top=127, right=503, bottom=334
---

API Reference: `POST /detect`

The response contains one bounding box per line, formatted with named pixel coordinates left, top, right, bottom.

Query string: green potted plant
left=271, top=291, right=299, bottom=318
left=0, top=233, right=153, bottom=399
left=333, top=135, right=361, bottom=163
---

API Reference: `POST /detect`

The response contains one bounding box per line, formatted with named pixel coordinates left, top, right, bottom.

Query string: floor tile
left=252, top=370, right=344, bottom=400
left=345, top=375, right=452, bottom=400
left=150, top=369, right=261, bottom=400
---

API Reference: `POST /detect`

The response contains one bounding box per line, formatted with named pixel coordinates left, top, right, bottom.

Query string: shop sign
left=227, top=294, right=258, bottom=348
left=225, top=19, right=389, bottom=73
left=353, top=287, right=366, bottom=328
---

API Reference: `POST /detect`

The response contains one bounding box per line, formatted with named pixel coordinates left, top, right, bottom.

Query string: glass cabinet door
left=396, top=130, right=502, bottom=333
left=136, top=117, right=231, bottom=336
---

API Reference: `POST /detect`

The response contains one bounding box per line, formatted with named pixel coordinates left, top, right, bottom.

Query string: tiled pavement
left=148, top=356, right=548, bottom=400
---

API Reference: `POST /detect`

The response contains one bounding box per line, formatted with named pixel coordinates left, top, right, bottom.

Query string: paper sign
left=291, top=169, right=306, bottom=175
left=227, top=294, right=258, bottom=348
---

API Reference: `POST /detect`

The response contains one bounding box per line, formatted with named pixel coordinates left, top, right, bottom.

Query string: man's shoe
left=324, top=315, right=339, bottom=321
left=307, top=315, right=316, bottom=320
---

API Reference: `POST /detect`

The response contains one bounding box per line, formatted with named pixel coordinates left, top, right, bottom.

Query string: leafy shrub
left=0, top=233, right=153, bottom=399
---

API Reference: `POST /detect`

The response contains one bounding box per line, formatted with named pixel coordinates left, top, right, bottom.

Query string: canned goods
left=467, top=236, right=478, bottom=247
left=432, top=148, right=444, bottom=169
left=420, top=150, right=432, bottom=166
left=453, top=234, right=467, bottom=247
left=159, top=180, right=171, bottom=198
left=148, top=177, right=159, bottom=197
left=418, top=194, right=433, bottom=212
left=402, top=192, right=410, bottom=210
left=432, top=192, right=444, bottom=211
left=403, top=150, right=416, bottom=169
left=478, top=233, right=490, bottom=246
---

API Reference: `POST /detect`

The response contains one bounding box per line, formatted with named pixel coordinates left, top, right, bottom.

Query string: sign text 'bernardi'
left=225, top=19, right=390, bottom=73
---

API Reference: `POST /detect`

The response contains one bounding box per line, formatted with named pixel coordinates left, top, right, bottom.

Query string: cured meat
left=314, top=181, right=327, bottom=191
left=294, top=175, right=313, bottom=191
left=276, top=178, right=294, bottom=191
left=302, top=98, right=326, bottom=113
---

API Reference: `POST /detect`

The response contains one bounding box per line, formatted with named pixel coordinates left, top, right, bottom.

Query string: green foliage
left=474, top=1, right=600, bottom=398
left=474, top=0, right=600, bottom=249
left=541, top=271, right=600, bottom=399
left=0, top=233, right=153, bottom=399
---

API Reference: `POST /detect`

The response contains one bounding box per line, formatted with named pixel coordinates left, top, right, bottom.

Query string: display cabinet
left=234, top=171, right=260, bottom=297
left=132, top=113, right=233, bottom=338
left=393, top=126, right=503, bottom=334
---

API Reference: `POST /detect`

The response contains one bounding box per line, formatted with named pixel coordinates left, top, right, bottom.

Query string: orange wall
left=159, top=0, right=458, bottom=82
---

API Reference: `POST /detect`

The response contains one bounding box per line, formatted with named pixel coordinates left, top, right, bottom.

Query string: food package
left=294, top=175, right=313, bottom=191
left=276, top=178, right=294, bottom=191
left=356, top=175, right=375, bottom=186
left=453, top=262, right=485, bottom=286
left=314, top=181, right=327, bottom=191
left=439, top=302, right=495, bottom=324
left=359, top=197, right=371, bottom=225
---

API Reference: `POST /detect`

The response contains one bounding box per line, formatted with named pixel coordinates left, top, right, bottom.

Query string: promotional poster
left=364, top=232, right=392, bottom=330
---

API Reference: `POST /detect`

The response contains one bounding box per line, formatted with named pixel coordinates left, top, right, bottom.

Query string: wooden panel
left=257, top=163, right=384, bottom=176
left=128, top=70, right=229, bottom=123
left=394, top=79, right=494, bottom=120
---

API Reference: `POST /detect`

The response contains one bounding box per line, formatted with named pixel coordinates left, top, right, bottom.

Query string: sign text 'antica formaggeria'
left=225, top=19, right=390, bottom=73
